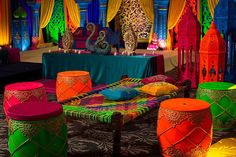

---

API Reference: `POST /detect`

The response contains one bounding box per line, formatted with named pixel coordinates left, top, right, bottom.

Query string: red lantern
left=178, top=5, right=201, bottom=88
left=157, top=98, right=212, bottom=157
left=199, top=21, right=226, bottom=83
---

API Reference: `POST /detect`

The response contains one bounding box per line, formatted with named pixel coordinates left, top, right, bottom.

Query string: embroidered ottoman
left=7, top=102, right=67, bottom=157
left=56, top=71, right=92, bottom=102
left=157, top=98, right=212, bottom=157
left=4, top=82, right=47, bottom=120
left=196, top=82, right=236, bottom=130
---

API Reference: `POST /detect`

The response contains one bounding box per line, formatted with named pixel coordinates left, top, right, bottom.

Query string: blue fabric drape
left=88, top=0, right=100, bottom=24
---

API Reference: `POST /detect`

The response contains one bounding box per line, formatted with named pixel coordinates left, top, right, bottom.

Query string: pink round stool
left=3, top=82, right=47, bottom=120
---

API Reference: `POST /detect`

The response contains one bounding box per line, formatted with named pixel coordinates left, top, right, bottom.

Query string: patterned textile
left=141, top=74, right=177, bottom=85
left=62, top=78, right=177, bottom=124
left=99, top=87, right=139, bottom=101
left=140, top=82, right=178, bottom=96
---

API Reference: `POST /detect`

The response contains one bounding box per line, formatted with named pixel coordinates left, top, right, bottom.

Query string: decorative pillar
left=214, top=0, right=236, bottom=83
left=27, top=2, right=40, bottom=49
left=99, top=0, right=108, bottom=28
left=77, top=0, right=92, bottom=27
left=155, top=0, right=169, bottom=41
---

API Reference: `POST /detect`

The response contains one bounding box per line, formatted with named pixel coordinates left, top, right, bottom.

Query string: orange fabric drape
left=106, top=0, right=123, bottom=26
left=0, top=0, right=11, bottom=46
left=140, top=0, right=154, bottom=43
left=167, top=0, right=186, bottom=50
left=65, top=0, right=80, bottom=28
left=39, top=0, right=55, bottom=45
left=207, top=0, right=219, bottom=17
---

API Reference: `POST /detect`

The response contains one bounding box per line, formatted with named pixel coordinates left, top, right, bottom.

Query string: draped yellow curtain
left=140, top=0, right=154, bottom=43
left=65, top=0, right=80, bottom=28
left=39, top=0, right=55, bottom=44
left=167, top=0, right=186, bottom=50
left=0, top=0, right=10, bottom=46
left=106, top=0, right=123, bottom=26
left=207, top=0, right=219, bottom=17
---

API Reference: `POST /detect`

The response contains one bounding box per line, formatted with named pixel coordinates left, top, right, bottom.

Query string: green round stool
left=7, top=102, right=68, bottom=157
left=196, top=82, right=236, bottom=131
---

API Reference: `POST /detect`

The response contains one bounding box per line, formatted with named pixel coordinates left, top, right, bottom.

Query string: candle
left=48, top=49, right=51, bottom=53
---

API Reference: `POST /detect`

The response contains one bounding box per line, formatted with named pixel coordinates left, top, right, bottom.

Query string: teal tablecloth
left=42, top=53, right=157, bottom=84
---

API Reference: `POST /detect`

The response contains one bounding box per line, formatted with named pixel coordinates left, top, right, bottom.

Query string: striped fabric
left=62, top=78, right=177, bottom=124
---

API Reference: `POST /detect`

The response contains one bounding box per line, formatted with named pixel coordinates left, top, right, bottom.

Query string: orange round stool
left=56, top=71, right=92, bottom=102
left=3, top=82, right=47, bottom=121
left=157, top=98, right=213, bottom=157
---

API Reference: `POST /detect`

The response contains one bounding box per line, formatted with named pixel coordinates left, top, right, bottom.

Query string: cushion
left=141, top=75, right=176, bottom=85
left=99, top=87, right=139, bottom=101
left=229, top=85, right=236, bottom=90
left=140, top=82, right=178, bottom=96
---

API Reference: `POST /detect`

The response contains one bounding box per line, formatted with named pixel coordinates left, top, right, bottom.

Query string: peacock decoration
left=122, top=24, right=137, bottom=55
left=85, top=23, right=111, bottom=55
left=62, top=28, right=74, bottom=51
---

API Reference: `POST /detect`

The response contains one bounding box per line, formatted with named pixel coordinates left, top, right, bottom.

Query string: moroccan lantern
left=157, top=98, right=212, bottom=157
left=178, top=5, right=201, bottom=88
left=56, top=71, right=92, bottom=102
left=199, top=21, right=226, bottom=83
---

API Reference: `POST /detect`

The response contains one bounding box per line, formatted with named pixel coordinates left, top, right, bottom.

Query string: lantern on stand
left=178, top=5, right=201, bottom=88
left=199, top=21, right=226, bottom=83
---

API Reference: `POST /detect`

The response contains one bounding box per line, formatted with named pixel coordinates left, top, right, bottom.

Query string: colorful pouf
left=7, top=102, right=67, bottom=157
left=4, top=82, right=47, bottom=120
left=56, top=71, right=92, bottom=102
left=157, top=98, right=212, bottom=157
left=196, top=82, right=236, bottom=130
left=207, top=138, right=236, bottom=157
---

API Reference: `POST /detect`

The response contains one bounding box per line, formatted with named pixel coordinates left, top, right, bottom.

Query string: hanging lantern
left=157, top=98, right=212, bottom=157
left=56, top=71, right=92, bottom=102
left=178, top=5, right=201, bottom=88
left=196, top=82, right=236, bottom=131
left=199, top=21, right=226, bottom=83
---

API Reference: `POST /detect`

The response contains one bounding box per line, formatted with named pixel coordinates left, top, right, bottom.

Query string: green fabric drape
left=65, top=0, right=80, bottom=28
left=106, top=0, right=123, bottom=26
left=167, top=0, right=186, bottom=50
left=207, top=0, right=219, bottom=17
left=140, top=0, right=154, bottom=43
left=39, top=0, right=55, bottom=45
left=0, top=0, right=10, bottom=46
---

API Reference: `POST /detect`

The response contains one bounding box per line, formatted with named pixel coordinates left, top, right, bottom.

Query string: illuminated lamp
left=196, top=82, right=236, bottom=130
left=157, top=98, right=212, bottom=157
left=199, top=21, right=226, bottom=83
left=3, top=82, right=47, bottom=121
left=56, top=71, right=92, bottom=102
left=7, top=102, right=67, bottom=157
left=158, top=39, right=167, bottom=49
